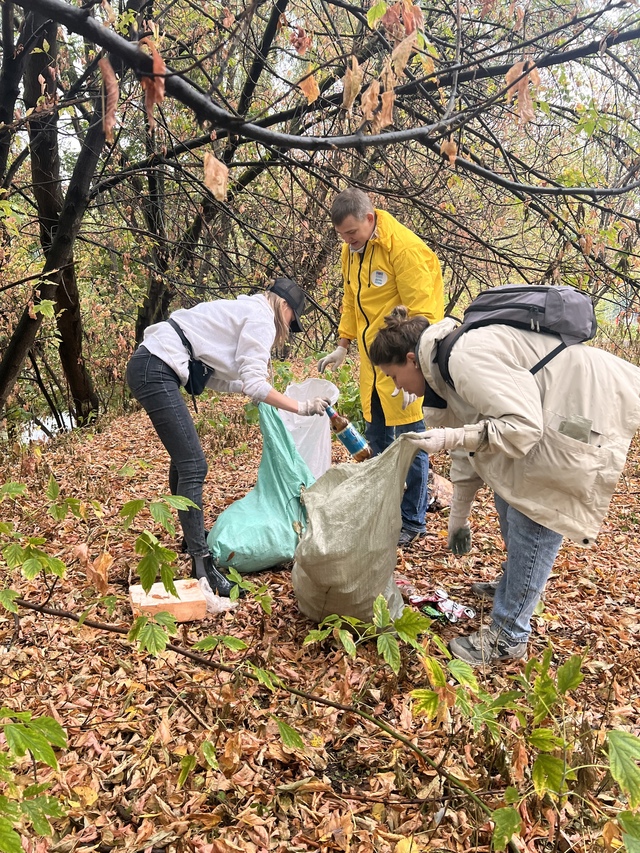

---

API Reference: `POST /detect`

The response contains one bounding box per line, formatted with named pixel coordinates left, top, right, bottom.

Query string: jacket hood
left=417, top=317, right=458, bottom=394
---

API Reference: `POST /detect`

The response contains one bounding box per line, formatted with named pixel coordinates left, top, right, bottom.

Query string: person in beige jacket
left=370, top=306, right=640, bottom=666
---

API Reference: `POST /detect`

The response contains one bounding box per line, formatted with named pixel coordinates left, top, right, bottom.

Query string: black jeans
left=126, top=346, right=209, bottom=556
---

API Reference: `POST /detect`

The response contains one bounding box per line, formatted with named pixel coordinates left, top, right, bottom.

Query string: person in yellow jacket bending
left=318, top=187, right=444, bottom=547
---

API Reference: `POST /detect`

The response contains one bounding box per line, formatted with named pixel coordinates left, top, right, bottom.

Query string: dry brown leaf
left=511, top=739, right=528, bottom=783
left=381, top=2, right=403, bottom=35
left=381, top=56, right=396, bottom=92
left=290, top=26, right=312, bottom=56
left=87, top=550, right=112, bottom=594
left=371, top=90, right=395, bottom=133
left=361, top=80, right=380, bottom=120
left=203, top=151, right=229, bottom=201
left=440, top=136, right=458, bottom=166
left=341, top=55, right=364, bottom=114
left=139, top=37, right=166, bottom=130
left=602, top=820, right=621, bottom=851
left=505, top=60, right=539, bottom=125
left=101, top=0, right=116, bottom=26
left=73, top=543, right=90, bottom=566
left=402, top=0, right=424, bottom=34
left=391, top=32, right=417, bottom=77
left=481, top=0, right=496, bottom=16
left=98, top=57, right=119, bottom=144
left=222, top=7, right=235, bottom=28
left=298, top=68, right=320, bottom=103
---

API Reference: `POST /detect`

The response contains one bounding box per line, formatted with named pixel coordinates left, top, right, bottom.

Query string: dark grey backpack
left=436, top=285, right=597, bottom=389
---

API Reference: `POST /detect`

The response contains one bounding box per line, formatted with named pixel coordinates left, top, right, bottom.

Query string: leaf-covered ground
left=1, top=388, right=639, bottom=853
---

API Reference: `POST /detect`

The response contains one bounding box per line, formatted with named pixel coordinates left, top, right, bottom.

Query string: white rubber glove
left=317, top=346, right=348, bottom=373
left=297, top=397, right=331, bottom=416
left=392, top=386, right=418, bottom=410
left=408, top=423, right=486, bottom=455
left=447, top=486, right=477, bottom=555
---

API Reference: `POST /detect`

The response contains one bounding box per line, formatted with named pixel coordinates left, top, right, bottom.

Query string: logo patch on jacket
left=371, top=270, right=388, bottom=287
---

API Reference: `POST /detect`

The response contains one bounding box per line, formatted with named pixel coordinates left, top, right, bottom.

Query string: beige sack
left=292, top=434, right=419, bottom=624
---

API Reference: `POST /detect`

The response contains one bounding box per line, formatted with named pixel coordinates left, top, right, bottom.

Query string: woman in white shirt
left=126, top=278, right=329, bottom=596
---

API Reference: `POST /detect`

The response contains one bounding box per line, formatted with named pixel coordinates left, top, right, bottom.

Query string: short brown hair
left=330, top=187, right=375, bottom=226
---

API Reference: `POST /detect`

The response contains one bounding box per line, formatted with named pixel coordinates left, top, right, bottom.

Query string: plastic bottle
left=325, top=405, right=372, bottom=462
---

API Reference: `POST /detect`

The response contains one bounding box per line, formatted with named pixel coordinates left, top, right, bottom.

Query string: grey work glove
left=392, top=386, right=418, bottom=410
left=297, top=396, right=331, bottom=416
left=408, top=423, right=486, bottom=455
left=447, top=486, right=477, bottom=555
left=317, top=346, right=348, bottom=373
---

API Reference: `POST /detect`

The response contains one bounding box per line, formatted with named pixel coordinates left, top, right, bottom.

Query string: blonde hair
left=264, top=292, right=291, bottom=349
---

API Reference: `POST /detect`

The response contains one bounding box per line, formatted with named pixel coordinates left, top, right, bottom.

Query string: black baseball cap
left=268, top=277, right=306, bottom=333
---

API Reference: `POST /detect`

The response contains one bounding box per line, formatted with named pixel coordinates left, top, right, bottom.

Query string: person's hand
left=392, top=386, right=418, bottom=410
left=448, top=525, right=472, bottom=555
left=408, top=423, right=487, bottom=455
left=447, top=485, right=477, bottom=555
left=297, top=397, right=331, bottom=416
left=317, top=346, right=348, bottom=373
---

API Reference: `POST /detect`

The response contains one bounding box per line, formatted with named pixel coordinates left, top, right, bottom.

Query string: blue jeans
left=365, top=388, right=429, bottom=534
left=491, top=494, right=563, bottom=643
left=126, top=347, right=209, bottom=556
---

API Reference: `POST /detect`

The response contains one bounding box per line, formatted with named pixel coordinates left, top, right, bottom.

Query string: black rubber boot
left=191, top=553, right=239, bottom=598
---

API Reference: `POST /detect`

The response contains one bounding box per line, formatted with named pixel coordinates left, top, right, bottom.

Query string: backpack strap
left=530, top=341, right=567, bottom=376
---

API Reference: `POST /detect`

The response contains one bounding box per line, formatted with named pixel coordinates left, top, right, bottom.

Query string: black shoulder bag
left=167, top=318, right=213, bottom=404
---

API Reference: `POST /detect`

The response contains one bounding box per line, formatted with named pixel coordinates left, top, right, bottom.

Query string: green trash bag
left=207, top=403, right=315, bottom=573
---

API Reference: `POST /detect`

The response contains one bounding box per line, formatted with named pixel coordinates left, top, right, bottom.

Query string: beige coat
left=418, top=319, right=640, bottom=544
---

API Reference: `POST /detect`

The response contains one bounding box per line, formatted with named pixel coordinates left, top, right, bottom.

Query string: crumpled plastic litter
left=395, top=574, right=475, bottom=623
left=198, top=577, right=238, bottom=614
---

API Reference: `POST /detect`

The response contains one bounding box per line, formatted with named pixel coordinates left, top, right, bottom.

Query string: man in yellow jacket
left=318, top=187, right=444, bottom=546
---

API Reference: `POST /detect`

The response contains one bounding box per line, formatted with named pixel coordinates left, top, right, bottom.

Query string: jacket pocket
left=521, top=427, right=614, bottom=504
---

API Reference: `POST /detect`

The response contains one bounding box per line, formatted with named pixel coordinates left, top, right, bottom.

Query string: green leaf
left=28, top=716, right=67, bottom=749
left=149, top=501, right=175, bottom=534
left=251, top=666, right=280, bottom=691
left=159, top=563, right=178, bottom=598
left=153, top=611, right=178, bottom=635
left=2, top=544, right=24, bottom=569
left=556, top=655, right=584, bottom=694
left=161, top=495, right=199, bottom=511
left=447, top=659, right=479, bottom=692
left=532, top=753, right=566, bottom=797
left=4, top=724, right=58, bottom=769
left=0, top=590, right=19, bottom=613
left=608, top=730, right=640, bottom=808
left=220, top=636, right=248, bottom=651
left=0, top=817, right=23, bottom=853
left=272, top=716, right=304, bottom=749
left=45, top=475, right=59, bottom=501
left=367, top=0, right=387, bottom=29
left=527, top=727, right=565, bottom=752
left=193, top=636, right=220, bottom=652
left=177, top=754, right=197, bottom=788
left=532, top=673, right=558, bottom=724
left=0, top=482, right=26, bottom=501
left=120, top=499, right=146, bottom=529
left=135, top=622, right=168, bottom=655
left=137, top=551, right=159, bottom=593
left=201, top=741, right=219, bottom=769
left=302, top=628, right=332, bottom=645
left=411, top=689, right=440, bottom=720
left=618, top=811, right=640, bottom=853
left=393, top=607, right=431, bottom=646
left=127, top=615, right=148, bottom=642
left=372, top=595, right=391, bottom=630
left=491, top=806, right=522, bottom=851
left=422, top=655, right=447, bottom=688
left=377, top=632, right=401, bottom=674
left=337, top=628, right=357, bottom=658
left=504, top=786, right=520, bottom=805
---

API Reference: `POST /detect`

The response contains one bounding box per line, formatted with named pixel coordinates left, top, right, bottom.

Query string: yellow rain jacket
left=337, top=209, right=444, bottom=425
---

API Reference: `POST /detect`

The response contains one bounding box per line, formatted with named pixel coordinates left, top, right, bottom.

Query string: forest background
left=1, top=0, right=640, bottom=851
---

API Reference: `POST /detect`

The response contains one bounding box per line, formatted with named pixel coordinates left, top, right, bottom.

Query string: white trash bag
left=280, top=378, right=339, bottom=479
left=292, top=434, right=420, bottom=624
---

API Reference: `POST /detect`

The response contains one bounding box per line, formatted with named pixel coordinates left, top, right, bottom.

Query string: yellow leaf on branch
left=391, top=31, right=417, bottom=77
left=361, top=80, right=380, bottom=120
left=298, top=68, right=320, bottom=103
left=440, top=136, right=458, bottom=166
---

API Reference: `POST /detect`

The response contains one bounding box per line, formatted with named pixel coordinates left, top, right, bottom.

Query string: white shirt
left=142, top=294, right=276, bottom=401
